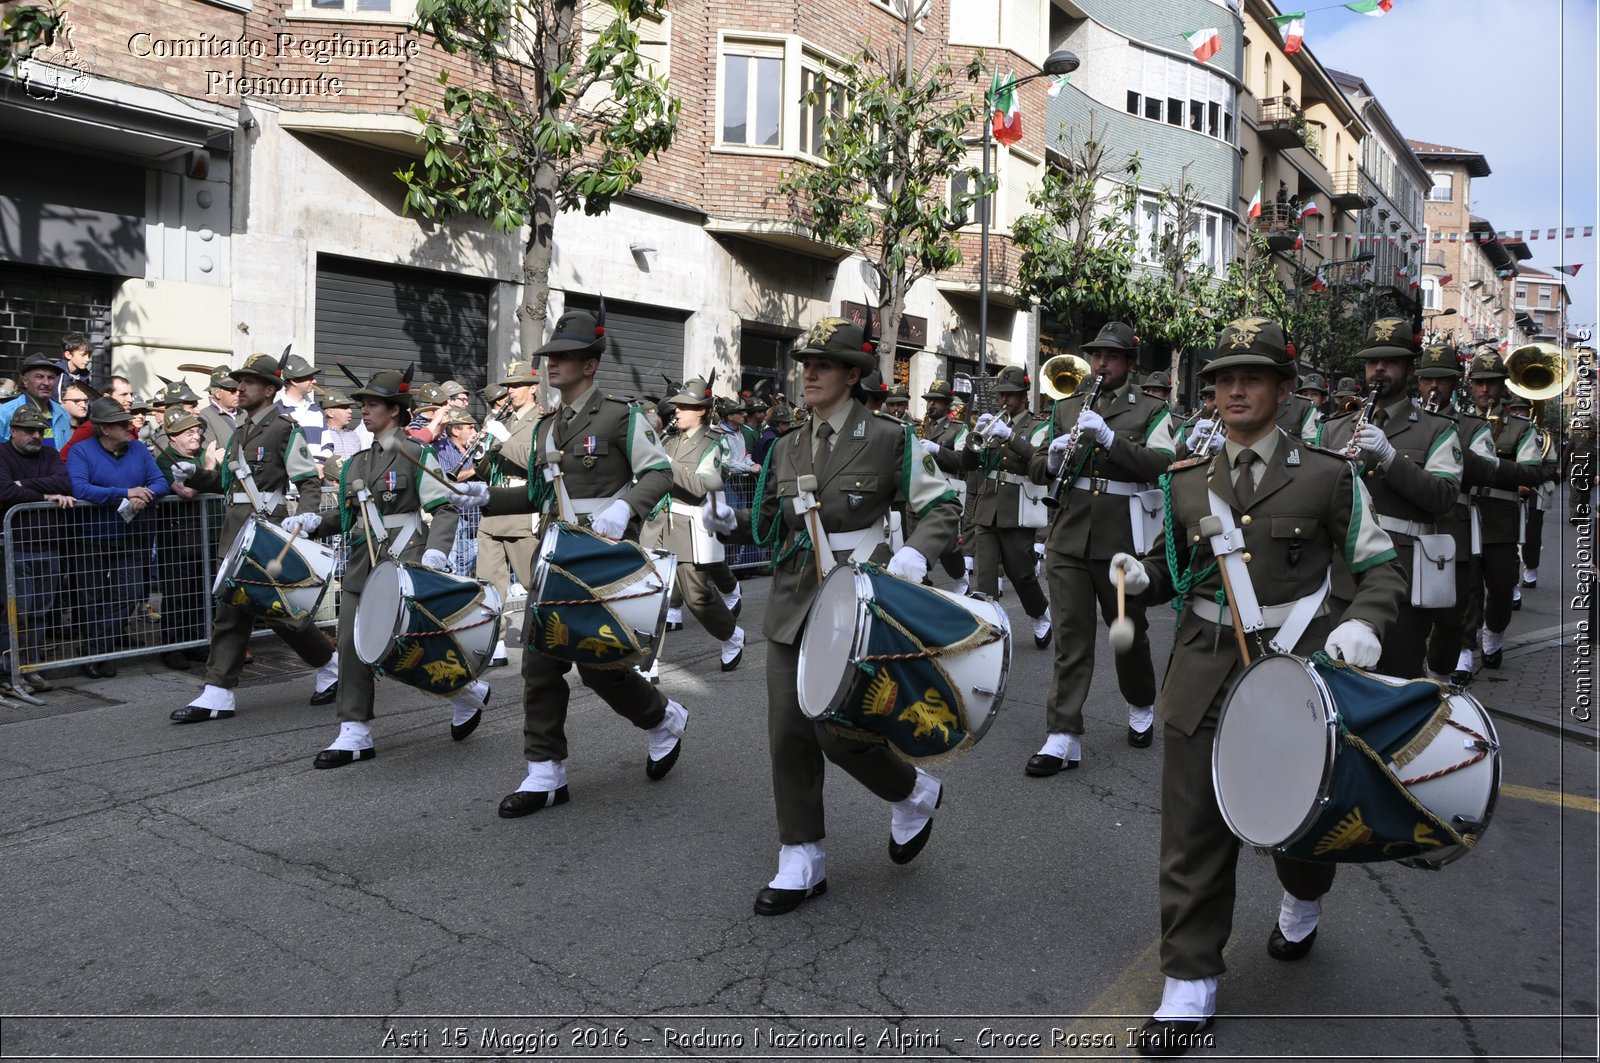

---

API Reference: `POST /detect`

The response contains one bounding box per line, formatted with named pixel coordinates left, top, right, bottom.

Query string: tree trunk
left=519, top=160, right=558, bottom=358
left=878, top=274, right=907, bottom=379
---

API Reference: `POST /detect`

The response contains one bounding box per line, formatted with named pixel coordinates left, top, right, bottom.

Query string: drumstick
left=796, top=474, right=828, bottom=584
left=378, top=434, right=473, bottom=495
left=1108, top=566, right=1135, bottom=653
left=264, top=526, right=301, bottom=579
left=1213, top=559, right=1253, bottom=665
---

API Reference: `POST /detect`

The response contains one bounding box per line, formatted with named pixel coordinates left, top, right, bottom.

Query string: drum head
left=1214, top=654, right=1338, bottom=848
left=211, top=519, right=257, bottom=599
left=797, top=565, right=865, bottom=719
left=353, top=562, right=406, bottom=666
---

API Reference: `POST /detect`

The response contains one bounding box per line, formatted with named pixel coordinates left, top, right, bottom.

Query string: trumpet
left=1042, top=373, right=1106, bottom=509
left=1423, top=391, right=1441, bottom=415
left=1175, top=399, right=1217, bottom=444
left=454, top=395, right=517, bottom=479
left=969, top=410, right=1015, bottom=449
left=1188, top=413, right=1225, bottom=455
left=1344, top=391, right=1378, bottom=459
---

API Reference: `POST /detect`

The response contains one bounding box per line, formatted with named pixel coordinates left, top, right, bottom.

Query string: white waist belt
left=570, top=490, right=626, bottom=516
left=1071, top=476, right=1146, bottom=497
left=828, top=524, right=885, bottom=552
left=1191, top=595, right=1329, bottom=629
left=1376, top=514, right=1437, bottom=539
left=502, top=476, right=528, bottom=487
left=232, top=490, right=286, bottom=511
left=985, top=471, right=1033, bottom=485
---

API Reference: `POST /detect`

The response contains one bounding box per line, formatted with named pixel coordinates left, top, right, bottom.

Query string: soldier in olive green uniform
left=197, top=365, right=240, bottom=451
left=1140, top=369, right=1174, bottom=407
left=474, top=360, right=543, bottom=667
left=1110, top=318, right=1405, bottom=1057
left=454, top=309, right=686, bottom=819
left=1316, top=319, right=1462, bottom=678
left=1275, top=374, right=1320, bottom=443
left=914, top=379, right=971, bottom=590
left=292, top=369, right=482, bottom=767
left=172, top=352, right=337, bottom=723
left=1296, top=372, right=1330, bottom=417
left=640, top=378, right=745, bottom=672
left=961, top=365, right=1052, bottom=645
left=705, top=317, right=960, bottom=916
left=883, top=384, right=911, bottom=422
left=1507, top=394, right=1556, bottom=594
left=1027, top=321, right=1176, bottom=770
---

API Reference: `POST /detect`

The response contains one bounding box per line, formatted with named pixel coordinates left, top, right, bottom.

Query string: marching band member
left=916, top=379, right=971, bottom=592
left=453, top=307, right=688, bottom=819
left=702, top=317, right=960, bottom=916
left=171, top=352, right=338, bottom=723
left=1140, top=370, right=1175, bottom=408
left=640, top=377, right=745, bottom=674
left=474, top=360, right=542, bottom=668
left=1275, top=368, right=1320, bottom=443
left=1110, top=318, right=1405, bottom=1057
left=1026, top=321, right=1175, bottom=770
left=296, top=368, right=486, bottom=767
left=961, top=365, right=1052, bottom=647
left=1316, top=319, right=1461, bottom=678
left=1505, top=394, right=1554, bottom=598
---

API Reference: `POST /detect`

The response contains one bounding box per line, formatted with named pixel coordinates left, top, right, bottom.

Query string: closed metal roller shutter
left=563, top=294, right=686, bottom=403
left=314, top=255, right=491, bottom=409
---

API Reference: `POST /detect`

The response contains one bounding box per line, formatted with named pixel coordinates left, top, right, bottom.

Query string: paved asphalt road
left=1, top=491, right=1594, bottom=1061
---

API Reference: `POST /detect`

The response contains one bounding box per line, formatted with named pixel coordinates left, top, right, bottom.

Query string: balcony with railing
left=1258, top=95, right=1309, bottom=150
left=1252, top=201, right=1306, bottom=253
left=1331, top=170, right=1375, bottom=211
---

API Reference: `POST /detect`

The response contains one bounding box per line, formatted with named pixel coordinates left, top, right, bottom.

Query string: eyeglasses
left=450, top=394, right=470, bottom=403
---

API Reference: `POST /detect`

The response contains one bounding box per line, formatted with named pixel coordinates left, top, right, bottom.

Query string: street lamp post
left=977, top=49, right=1080, bottom=378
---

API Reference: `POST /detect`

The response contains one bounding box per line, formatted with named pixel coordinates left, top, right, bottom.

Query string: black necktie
left=1234, top=449, right=1258, bottom=510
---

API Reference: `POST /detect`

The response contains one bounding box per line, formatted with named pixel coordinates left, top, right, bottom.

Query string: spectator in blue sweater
left=66, top=398, right=170, bottom=677
left=0, top=353, right=71, bottom=452
left=0, top=405, right=75, bottom=694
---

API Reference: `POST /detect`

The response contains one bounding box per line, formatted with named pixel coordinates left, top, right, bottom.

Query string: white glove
left=588, top=498, right=631, bottom=539
left=983, top=418, right=1013, bottom=443
left=973, top=412, right=997, bottom=435
left=702, top=501, right=737, bottom=535
left=170, top=461, right=196, bottom=484
left=1108, top=552, right=1151, bottom=595
left=1355, top=424, right=1396, bottom=470
left=919, top=439, right=941, bottom=456
left=1046, top=432, right=1073, bottom=475
left=886, top=546, right=929, bottom=584
left=422, top=548, right=450, bottom=572
left=1076, top=408, right=1115, bottom=449
left=485, top=420, right=512, bottom=443
left=1187, top=419, right=1224, bottom=454
left=1325, top=619, right=1381, bottom=668
left=281, top=513, right=321, bottom=537
left=451, top=481, right=490, bottom=512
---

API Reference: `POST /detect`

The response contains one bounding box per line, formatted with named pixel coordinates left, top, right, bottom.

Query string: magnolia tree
left=398, top=0, right=679, bottom=353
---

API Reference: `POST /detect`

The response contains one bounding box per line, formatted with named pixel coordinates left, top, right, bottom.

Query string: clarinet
left=455, top=397, right=517, bottom=479
left=1042, top=373, right=1106, bottom=509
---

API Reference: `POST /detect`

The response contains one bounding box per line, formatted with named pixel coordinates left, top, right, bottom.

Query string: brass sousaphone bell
left=1038, top=353, right=1092, bottom=400
left=1505, top=341, right=1577, bottom=402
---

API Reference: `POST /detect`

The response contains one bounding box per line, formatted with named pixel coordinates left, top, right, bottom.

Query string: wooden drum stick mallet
left=1108, top=564, right=1135, bottom=653
left=795, top=474, right=829, bottom=584
left=1197, top=515, right=1252, bottom=665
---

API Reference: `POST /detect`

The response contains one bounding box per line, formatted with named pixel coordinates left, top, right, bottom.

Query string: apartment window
left=579, top=9, right=670, bottom=109
left=1540, top=288, right=1552, bottom=307
left=722, top=46, right=783, bottom=147
left=951, top=147, right=1038, bottom=235
left=1427, top=170, right=1453, bottom=202
left=305, top=0, right=405, bottom=11
left=799, top=62, right=847, bottom=159
left=1127, top=45, right=1237, bottom=144
left=1516, top=285, right=1528, bottom=305
left=1131, top=193, right=1229, bottom=272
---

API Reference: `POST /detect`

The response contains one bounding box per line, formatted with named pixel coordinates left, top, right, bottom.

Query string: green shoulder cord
left=337, top=452, right=355, bottom=540
left=1160, top=469, right=1222, bottom=619
left=523, top=412, right=555, bottom=511
left=749, top=458, right=809, bottom=567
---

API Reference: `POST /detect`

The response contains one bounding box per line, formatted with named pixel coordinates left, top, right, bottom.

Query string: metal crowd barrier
left=722, top=472, right=772, bottom=574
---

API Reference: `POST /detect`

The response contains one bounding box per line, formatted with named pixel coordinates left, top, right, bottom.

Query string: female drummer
left=1107, top=318, right=1406, bottom=1057
left=289, top=368, right=488, bottom=768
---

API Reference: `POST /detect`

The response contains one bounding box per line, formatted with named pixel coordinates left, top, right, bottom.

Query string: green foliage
left=0, top=3, right=62, bottom=72
left=1132, top=173, right=1213, bottom=355
left=1013, top=118, right=1142, bottom=348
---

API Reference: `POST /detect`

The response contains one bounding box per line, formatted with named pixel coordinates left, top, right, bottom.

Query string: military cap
left=158, top=377, right=202, bottom=405
left=441, top=379, right=468, bottom=399
left=233, top=352, right=286, bottom=386
left=89, top=397, right=134, bottom=424
left=538, top=307, right=607, bottom=357
left=1356, top=317, right=1422, bottom=361
left=857, top=369, right=889, bottom=397
left=1333, top=376, right=1361, bottom=398
left=162, top=407, right=202, bottom=435
left=791, top=316, right=877, bottom=372
left=146, top=393, right=171, bottom=409
left=1082, top=321, right=1140, bottom=353
left=319, top=386, right=355, bottom=409
left=1504, top=394, right=1532, bottom=411
left=441, top=407, right=477, bottom=428
left=669, top=378, right=716, bottom=407
left=209, top=365, right=239, bottom=390
left=10, top=404, right=51, bottom=431
left=129, top=397, right=154, bottom=415
left=498, top=361, right=539, bottom=386
left=1143, top=370, right=1173, bottom=391
left=1467, top=351, right=1508, bottom=381
left=923, top=378, right=955, bottom=401
left=886, top=385, right=910, bottom=401
left=482, top=383, right=509, bottom=404
left=1202, top=317, right=1296, bottom=378
left=1200, top=382, right=1217, bottom=397
left=349, top=368, right=416, bottom=407
left=1297, top=372, right=1329, bottom=394
left=17, top=352, right=62, bottom=375
left=991, top=364, right=1032, bottom=393
left=414, top=382, right=448, bottom=408
left=769, top=403, right=795, bottom=423
left=281, top=354, right=317, bottom=381
left=1417, top=347, right=1462, bottom=379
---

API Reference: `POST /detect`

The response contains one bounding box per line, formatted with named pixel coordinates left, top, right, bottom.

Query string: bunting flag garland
left=1556, top=264, right=1584, bottom=276
left=1183, top=27, right=1221, bottom=63
left=1346, top=0, right=1394, bottom=15
left=1247, top=182, right=1262, bottom=219
left=1272, top=13, right=1307, bottom=54
left=990, top=72, right=1022, bottom=146
left=1276, top=226, right=1595, bottom=244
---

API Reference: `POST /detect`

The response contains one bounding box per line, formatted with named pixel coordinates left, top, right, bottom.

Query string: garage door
left=563, top=293, right=687, bottom=403
left=315, top=255, right=491, bottom=409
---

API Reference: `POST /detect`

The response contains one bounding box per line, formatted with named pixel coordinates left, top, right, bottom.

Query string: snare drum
left=1213, top=654, right=1500, bottom=868
left=353, top=561, right=503, bottom=694
left=527, top=521, right=676, bottom=669
left=798, top=563, right=1010, bottom=763
left=212, top=516, right=336, bottom=623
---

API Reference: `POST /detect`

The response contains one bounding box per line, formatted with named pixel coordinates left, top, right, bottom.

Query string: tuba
left=1039, top=354, right=1091, bottom=401
left=1506, top=342, right=1577, bottom=402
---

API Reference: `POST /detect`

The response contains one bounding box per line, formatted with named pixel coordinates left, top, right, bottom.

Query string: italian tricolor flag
left=1272, top=13, right=1306, bottom=54
left=1345, top=0, right=1393, bottom=16
left=1183, top=27, right=1221, bottom=63
left=1308, top=270, right=1328, bottom=294
left=1247, top=182, right=1262, bottom=219
left=990, top=72, right=1022, bottom=146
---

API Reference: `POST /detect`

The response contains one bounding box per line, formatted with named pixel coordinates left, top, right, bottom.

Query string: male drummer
left=1316, top=319, right=1461, bottom=678
left=292, top=368, right=486, bottom=767
left=641, top=378, right=745, bottom=674
left=1109, top=318, right=1405, bottom=1056
left=1027, top=321, right=1174, bottom=771
left=701, top=317, right=961, bottom=915
left=453, top=306, right=689, bottom=818
left=171, top=351, right=339, bottom=723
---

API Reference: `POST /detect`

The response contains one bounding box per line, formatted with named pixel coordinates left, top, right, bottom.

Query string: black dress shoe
left=313, top=747, right=375, bottom=769
left=1483, top=649, right=1503, bottom=669
left=753, top=879, right=828, bottom=916
left=1450, top=669, right=1472, bottom=687
left=498, top=785, right=570, bottom=818
left=170, top=706, right=236, bottom=724
left=451, top=708, right=483, bottom=742
left=666, top=620, right=684, bottom=632
left=646, top=738, right=682, bottom=781
left=720, top=648, right=743, bottom=672
left=888, top=785, right=943, bottom=865
left=161, top=651, right=191, bottom=671
left=1511, top=596, right=1522, bottom=611
left=1025, top=752, right=1078, bottom=777
left=1133, top=1016, right=1213, bottom=1058
left=1033, top=625, right=1052, bottom=650
left=309, top=683, right=338, bottom=706
left=489, top=656, right=510, bottom=668
left=1128, top=724, right=1154, bottom=748
left=1523, top=575, right=1538, bottom=589
left=1267, top=924, right=1318, bottom=961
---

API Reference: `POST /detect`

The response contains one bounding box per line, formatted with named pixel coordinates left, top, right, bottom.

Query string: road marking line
left=1043, top=938, right=1165, bottom=1057
left=1503, top=783, right=1600, bottom=813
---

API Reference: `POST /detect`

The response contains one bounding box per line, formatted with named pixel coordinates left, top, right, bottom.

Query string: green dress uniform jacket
left=477, top=404, right=541, bottom=538
left=922, top=415, right=969, bottom=477
left=330, top=428, right=460, bottom=594
left=961, top=409, right=1047, bottom=529
left=643, top=423, right=732, bottom=560
left=1276, top=392, right=1319, bottom=443
left=1476, top=409, right=1542, bottom=544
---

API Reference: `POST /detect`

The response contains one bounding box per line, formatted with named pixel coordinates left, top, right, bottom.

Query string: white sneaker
left=720, top=626, right=745, bottom=671
left=314, top=652, right=339, bottom=695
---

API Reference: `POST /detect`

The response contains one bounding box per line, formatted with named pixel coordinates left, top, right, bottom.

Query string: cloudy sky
left=1306, top=0, right=1598, bottom=334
